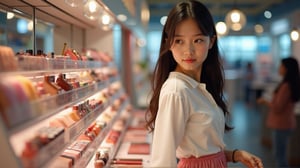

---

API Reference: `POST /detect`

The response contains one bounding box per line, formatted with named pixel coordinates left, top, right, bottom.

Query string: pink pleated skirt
left=177, top=151, right=227, bottom=168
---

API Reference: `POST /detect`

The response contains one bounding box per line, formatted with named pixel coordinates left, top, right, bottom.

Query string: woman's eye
left=174, top=39, right=183, bottom=44
left=194, top=39, right=203, bottom=43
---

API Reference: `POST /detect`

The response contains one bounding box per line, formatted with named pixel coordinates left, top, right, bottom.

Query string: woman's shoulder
left=162, top=76, right=187, bottom=92
left=276, top=82, right=290, bottom=94
left=280, top=82, right=290, bottom=89
left=161, top=72, right=196, bottom=94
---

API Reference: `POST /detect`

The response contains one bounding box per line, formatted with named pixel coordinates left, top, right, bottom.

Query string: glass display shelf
left=9, top=88, right=127, bottom=168
left=0, top=56, right=115, bottom=77
left=84, top=100, right=132, bottom=168
left=7, top=79, right=110, bottom=134
left=105, top=114, right=132, bottom=168
left=0, top=52, right=127, bottom=168
left=73, top=99, right=130, bottom=168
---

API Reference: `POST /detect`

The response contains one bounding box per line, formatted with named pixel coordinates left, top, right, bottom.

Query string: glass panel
left=279, top=33, right=291, bottom=58
left=0, top=9, right=34, bottom=53
left=219, top=36, right=259, bottom=68
left=1, top=12, right=54, bottom=54
left=0, top=5, right=55, bottom=55
left=35, top=19, right=54, bottom=55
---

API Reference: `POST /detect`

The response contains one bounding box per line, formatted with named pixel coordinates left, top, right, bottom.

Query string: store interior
left=0, top=0, right=300, bottom=167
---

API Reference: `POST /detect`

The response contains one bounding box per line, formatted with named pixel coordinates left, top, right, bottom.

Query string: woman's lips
left=183, top=58, right=196, bottom=63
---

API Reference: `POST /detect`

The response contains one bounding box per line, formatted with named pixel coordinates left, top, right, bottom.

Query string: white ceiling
left=1, top=0, right=300, bottom=35
left=0, top=0, right=118, bottom=29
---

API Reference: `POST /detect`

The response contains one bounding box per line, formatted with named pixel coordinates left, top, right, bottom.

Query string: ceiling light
left=99, top=12, right=115, bottom=31
left=254, top=24, right=264, bottom=34
left=102, top=14, right=110, bottom=25
left=264, top=11, right=272, bottom=19
left=225, top=9, right=247, bottom=31
left=216, top=21, right=228, bottom=36
left=290, top=29, right=299, bottom=41
left=65, top=0, right=83, bottom=7
left=117, top=14, right=127, bottom=22
left=83, top=0, right=102, bottom=20
left=7, top=12, right=14, bottom=19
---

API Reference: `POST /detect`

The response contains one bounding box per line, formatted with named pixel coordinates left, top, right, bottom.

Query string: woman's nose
left=184, top=43, right=195, bottom=54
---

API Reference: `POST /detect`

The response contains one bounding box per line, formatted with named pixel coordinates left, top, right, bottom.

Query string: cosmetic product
left=128, top=143, right=150, bottom=155
left=56, top=74, right=73, bottom=91
left=62, top=43, right=67, bottom=55
left=67, top=140, right=90, bottom=155
left=68, top=111, right=80, bottom=122
left=0, top=46, right=18, bottom=71
left=72, top=105, right=83, bottom=119
left=94, top=159, right=105, bottom=168
left=43, top=76, right=62, bottom=95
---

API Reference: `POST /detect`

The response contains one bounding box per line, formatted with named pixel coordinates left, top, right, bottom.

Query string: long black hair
left=146, top=0, right=232, bottom=132
left=276, top=57, right=300, bottom=102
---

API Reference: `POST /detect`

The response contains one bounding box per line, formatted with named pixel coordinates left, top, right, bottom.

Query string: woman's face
left=170, top=18, right=215, bottom=81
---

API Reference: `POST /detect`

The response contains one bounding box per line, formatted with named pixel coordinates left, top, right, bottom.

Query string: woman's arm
left=150, top=92, right=188, bottom=167
left=257, top=83, right=291, bottom=113
left=271, top=83, right=291, bottom=113
left=225, top=149, right=263, bottom=168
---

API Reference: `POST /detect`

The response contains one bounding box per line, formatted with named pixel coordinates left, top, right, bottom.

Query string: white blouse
left=150, top=72, right=226, bottom=167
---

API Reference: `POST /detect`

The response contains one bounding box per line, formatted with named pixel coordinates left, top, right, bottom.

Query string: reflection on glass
left=0, top=10, right=54, bottom=55
left=279, top=34, right=291, bottom=58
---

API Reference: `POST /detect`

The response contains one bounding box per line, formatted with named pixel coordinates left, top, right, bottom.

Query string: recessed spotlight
left=264, top=11, right=272, bottom=19
left=216, top=21, right=228, bottom=35
left=7, top=12, right=14, bottom=19
left=254, top=24, right=264, bottom=34
left=291, top=29, right=299, bottom=41
left=117, top=14, right=127, bottom=22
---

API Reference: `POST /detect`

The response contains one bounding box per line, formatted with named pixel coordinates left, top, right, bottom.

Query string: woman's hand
left=234, top=150, right=263, bottom=168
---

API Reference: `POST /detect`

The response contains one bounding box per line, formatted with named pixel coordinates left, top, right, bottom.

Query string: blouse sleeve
left=271, top=83, right=291, bottom=113
left=150, top=92, right=189, bottom=167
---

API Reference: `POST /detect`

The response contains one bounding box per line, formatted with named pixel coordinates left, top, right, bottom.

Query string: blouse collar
left=169, top=71, right=206, bottom=89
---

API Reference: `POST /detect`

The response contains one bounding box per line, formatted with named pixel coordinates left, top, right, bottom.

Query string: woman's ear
left=209, top=36, right=216, bottom=49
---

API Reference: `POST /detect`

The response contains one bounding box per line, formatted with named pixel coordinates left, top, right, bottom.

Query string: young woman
left=145, top=0, right=263, bottom=167
left=257, top=57, right=300, bottom=167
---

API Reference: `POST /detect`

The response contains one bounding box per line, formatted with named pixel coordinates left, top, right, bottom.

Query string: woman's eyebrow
left=174, top=33, right=204, bottom=37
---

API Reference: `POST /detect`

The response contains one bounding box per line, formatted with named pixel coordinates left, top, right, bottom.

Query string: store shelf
left=0, top=47, right=129, bottom=167
left=0, top=56, right=115, bottom=78
left=84, top=102, right=132, bottom=168
left=7, top=79, right=110, bottom=134
left=74, top=99, right=130, bottom=168
left=9, top=85, right=127, bottom=168
left=105, top=118, right=133, bottom=167
left=64, top=98, right=111, bottom=143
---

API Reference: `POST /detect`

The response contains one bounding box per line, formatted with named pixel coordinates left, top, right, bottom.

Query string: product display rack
left=0, top=56, right=132, bottom=168
left=66, top=99, right=130, bottom=168
left=85, top=102, right=133, bottom=168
